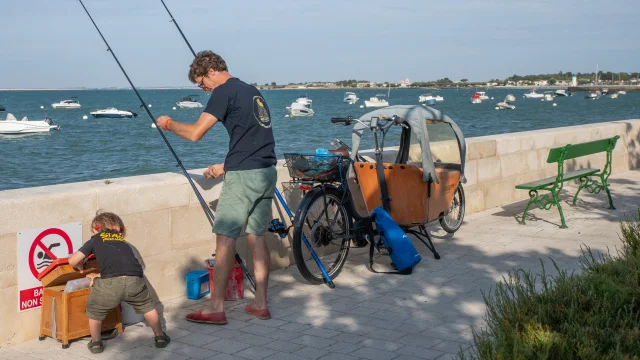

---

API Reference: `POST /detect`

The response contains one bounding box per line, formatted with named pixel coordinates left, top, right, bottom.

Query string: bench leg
left=552, top=190, right=568, bottom=229
left=600, top=176, right=615, bottom=210
left=572, top=177, right=588, bottom=206
left=521, top=190, right=537, bottom=225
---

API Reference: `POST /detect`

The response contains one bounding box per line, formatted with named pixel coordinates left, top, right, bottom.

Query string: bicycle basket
left=283, top=153, right=350, bottom=182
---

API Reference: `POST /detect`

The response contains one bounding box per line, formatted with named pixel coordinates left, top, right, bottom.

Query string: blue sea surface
left=0, top=88, right=637, bottom=191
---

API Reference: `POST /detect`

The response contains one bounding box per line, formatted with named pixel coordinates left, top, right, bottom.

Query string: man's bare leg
left=203, top=234, right=236, bottom=313
left=247, top=234, right=270, bottom=310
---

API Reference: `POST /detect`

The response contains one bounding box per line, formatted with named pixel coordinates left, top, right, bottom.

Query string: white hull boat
left=176, top=95, right=203, bottom=108
left=610, top=93, right=619, bottom=99
left=51, top=97, right=81, bottom=109
left=476, top=92, right=489, bottom=100
left=554, top=89, right=570, bottom=97
left=524, top=90, right=544, bottom=99
left=286, top=102, right=315, bottom=117
left=90, top=108, right=138, bottom=118
left=418, top=94, right=435, bottom=103
left=495, top=102, right=516, bottom=110
left=435, top=95, right=444, bottom=102
left=364, top=95, right=389, bottom=108
left=343, top=92, right=358, bottom=104
left=505, top=94, right=516, bottom=102
left=543, top=92, right=555, bottom=101
left=618, top=90, right=626, bottom=95
left=585, top=91, right=600, bottom=100
left=0, top=113, right=60, bottom=134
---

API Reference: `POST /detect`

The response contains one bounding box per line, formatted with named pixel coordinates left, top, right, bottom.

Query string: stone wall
left=0, top=119, right=638, bottom=346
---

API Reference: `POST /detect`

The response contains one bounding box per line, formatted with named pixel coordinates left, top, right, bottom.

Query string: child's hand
left=85, top=273, right=101, bottom=287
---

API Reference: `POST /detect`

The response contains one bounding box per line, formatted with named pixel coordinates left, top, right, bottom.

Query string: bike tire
left=440, top=184, right=465, bottom=233
left=292, top=186, right=352, bottom=285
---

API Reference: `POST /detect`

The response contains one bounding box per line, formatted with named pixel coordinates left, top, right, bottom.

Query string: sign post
left=17, top=223, right=82, bottom=312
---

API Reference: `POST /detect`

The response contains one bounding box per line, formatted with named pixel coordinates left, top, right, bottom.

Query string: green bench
left=515, top=136, right=620, bottom=228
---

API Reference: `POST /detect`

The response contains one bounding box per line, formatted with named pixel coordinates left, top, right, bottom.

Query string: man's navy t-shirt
left=204, top=78, right=277, bottom=172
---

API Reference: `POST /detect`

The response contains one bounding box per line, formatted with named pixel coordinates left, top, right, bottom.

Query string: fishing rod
left=77, top=0, right=256, bottom=291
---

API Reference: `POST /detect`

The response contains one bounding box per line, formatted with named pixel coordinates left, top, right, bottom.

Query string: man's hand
left=156, top=116, right=171, bottom=130
left=204, top=163, right=225, bottom=178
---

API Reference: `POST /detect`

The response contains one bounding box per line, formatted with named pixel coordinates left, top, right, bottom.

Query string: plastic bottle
left=64, top=277, right=92, bottom=292
left=315, top=148, right=329, bottom=156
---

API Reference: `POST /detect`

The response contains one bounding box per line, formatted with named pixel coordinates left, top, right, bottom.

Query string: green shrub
left=461, top=209, right=640, bottom=360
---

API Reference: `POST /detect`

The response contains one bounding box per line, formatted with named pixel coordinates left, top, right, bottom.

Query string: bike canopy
left=350, top=105, right=467, bottom=184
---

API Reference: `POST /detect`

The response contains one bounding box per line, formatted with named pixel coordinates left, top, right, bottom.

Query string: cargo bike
left=276, top=105, right=467, bottom=288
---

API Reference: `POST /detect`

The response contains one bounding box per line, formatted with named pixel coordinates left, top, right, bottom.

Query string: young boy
left=69, top=211, right=170, bottom=353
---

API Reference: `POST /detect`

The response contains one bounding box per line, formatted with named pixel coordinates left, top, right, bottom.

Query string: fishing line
left=77, top=0, right=256, bottom=290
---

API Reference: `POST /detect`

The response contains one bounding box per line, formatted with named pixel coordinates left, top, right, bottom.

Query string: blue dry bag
left=370, top=207, right=422, bottom=273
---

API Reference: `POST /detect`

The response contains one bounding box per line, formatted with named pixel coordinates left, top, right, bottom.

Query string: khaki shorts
left=212, top=166, right=277, bottom=239
left=86, top=276, right=155, bottom=321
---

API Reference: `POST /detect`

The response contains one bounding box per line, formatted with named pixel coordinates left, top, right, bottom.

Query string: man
left=156, top=50, right=277, bottom=324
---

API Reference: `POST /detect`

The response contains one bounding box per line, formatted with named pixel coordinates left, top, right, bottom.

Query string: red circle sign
left=28, top=228, right=74, bottom=278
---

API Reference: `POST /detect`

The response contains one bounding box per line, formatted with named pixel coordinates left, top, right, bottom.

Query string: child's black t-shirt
left=78, top=230, right=143, bottom=278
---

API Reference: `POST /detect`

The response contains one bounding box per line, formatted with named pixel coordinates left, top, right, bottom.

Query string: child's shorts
left=86, top=276, right=155, bottom=321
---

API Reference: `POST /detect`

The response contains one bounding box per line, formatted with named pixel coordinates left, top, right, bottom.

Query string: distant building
left=534, top=80, right=548, bottom=87
left=399, top=78, right=411, bottom=87
left=356, top=82, right=369, bottom=88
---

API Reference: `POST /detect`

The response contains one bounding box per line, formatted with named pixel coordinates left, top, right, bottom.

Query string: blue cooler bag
left=370, top=207, right=422, bottom=273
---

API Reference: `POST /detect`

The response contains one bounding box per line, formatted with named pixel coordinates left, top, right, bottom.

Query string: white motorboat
left=618, top=90, right=627, bottom=95
left=364, top=94, right=389, bottom=108
left=294, top=95, right=312, bottom=106
left=523, top=90, right=544, bottom=99
left=343, top=92, right=359, bottom=104
left=435, top=95, right=444, bottom=102
left=286, top=101, right=314, bottom=117
left=476, top=91, right=489, bottom=100
left=585, top=91, right=600, bottom=100
left=470, top=92, right=482, bottom=104
left=0, top=113, right=60, bottom=134
left=495, top=102, right=516, bottom=110
left=610, top=92, right=619, bottom=99
left=51, top=97, right=81, bottom=109
left=505, top=94, right=516, bottom=102
left=176, top=95, right=203, bottom=108
left=90, top=108, right=138, bottom=118
left=543, top=91, right=555, bottom=101
left=554, top=89, right=570, bottom=97
left=419, top=94, right=435, bottom=103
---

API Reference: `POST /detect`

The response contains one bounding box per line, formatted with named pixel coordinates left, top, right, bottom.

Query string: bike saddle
left=329, top=145, right=349, bottom=157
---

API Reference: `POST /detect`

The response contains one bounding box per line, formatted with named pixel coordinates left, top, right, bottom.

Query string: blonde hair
left=91, top=211, right=126, bottom=236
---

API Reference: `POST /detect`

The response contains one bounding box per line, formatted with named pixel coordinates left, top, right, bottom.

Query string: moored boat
left=90, top=108, right=138, bottom=118
left=0, top=113, right=60, bottom=134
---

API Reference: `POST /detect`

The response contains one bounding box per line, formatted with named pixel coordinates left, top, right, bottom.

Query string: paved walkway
left=3, top=170, right=639, bottom=360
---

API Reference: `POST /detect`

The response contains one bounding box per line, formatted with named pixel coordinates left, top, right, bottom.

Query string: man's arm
left=157, top=112, right=218, bottom=142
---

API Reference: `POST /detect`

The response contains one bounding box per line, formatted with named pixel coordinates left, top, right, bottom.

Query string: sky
left=0, top=0, right=638, bottom=88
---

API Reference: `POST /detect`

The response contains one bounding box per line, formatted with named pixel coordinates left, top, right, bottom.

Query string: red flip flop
left=186, top=309, right=227, bottom=325
left=245, top=304, right=271, bottom=320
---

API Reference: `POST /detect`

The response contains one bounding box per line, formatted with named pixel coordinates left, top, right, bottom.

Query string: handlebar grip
left=331, top=116, right=353, bottom=124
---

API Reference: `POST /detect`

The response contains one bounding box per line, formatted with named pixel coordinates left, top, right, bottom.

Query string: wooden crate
left=37, top=257, right=123, bottom=349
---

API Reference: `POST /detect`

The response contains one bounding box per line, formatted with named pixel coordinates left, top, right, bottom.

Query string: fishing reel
left=268, top=219, right=291, bottom=238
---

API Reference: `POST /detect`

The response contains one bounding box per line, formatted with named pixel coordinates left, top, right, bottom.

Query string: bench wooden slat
left=515, top=168, right=599, bottom=190
left=547, top=138, right=614, bottom=163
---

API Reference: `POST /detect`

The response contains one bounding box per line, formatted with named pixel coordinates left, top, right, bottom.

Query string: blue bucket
left=185, top=270, right=210, bottom=300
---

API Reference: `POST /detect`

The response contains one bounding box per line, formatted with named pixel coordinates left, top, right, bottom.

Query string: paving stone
left=234, top=345, right=278, bottom=360
left=141, top=350, right=192, bottom=360
left=350, top=346, right=399, bottom=360
left=360, top=338, right=401, bottom=352
left=264, top=352, right=308, bottom=360
left=397, top=345, right=446, bottom=360
left=248, top=318, right=289, bottom=328
left=262, top=340, right=305, bottom=353
left=279, top=322, right=312, bottom=332
left=235, top=333, right=273, bottom=346
left=319, top=353, right=360, bottom=360
left=203, top=339, right=252, bottom=354
left=293, top=346, right=329, bottom=359
left=290, top=335, right=337, bottom=349
left=177, top=332, right=219, bottom=346
left=430, top=340, right=471, bottom=354
left=302, top=327, right=341, bottom=339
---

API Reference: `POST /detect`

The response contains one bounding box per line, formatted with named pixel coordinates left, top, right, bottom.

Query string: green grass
left=460, top=209, right=640, bottom=360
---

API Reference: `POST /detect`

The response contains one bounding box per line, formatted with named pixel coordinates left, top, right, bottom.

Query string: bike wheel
left=292, top=187, right=352, bottom=285
left=440, top=184, right=465, bottom=233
